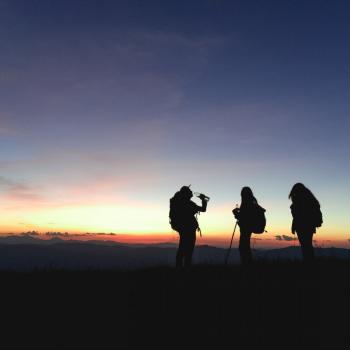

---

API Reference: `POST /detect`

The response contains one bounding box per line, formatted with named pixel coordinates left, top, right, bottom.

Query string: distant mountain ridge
left=0, top=235, right=178, bottom=247
left=0, top=235, right=349, bottom=271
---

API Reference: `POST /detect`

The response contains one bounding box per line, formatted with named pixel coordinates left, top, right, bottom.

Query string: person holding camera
left=169, top=186, right=209, bottom=269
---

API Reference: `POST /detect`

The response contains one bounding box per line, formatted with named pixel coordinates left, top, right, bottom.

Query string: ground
left=1, top=260, right=348, bottom=349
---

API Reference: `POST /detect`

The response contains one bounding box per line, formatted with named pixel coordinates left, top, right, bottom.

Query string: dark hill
left=1, top=262, right=348, bottom=348
left=0, top=240, right=349, bottom=271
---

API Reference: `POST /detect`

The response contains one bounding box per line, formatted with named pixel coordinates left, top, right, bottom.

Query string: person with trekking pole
left=289, top=183, right=323, bottom=263
left=169, top=186, right=209, bottom=269
left=229, top=187, right=266, bottom=266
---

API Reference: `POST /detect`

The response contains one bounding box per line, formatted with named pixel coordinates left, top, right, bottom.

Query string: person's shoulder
left=189, top=200, right=201, bottom=210
left=256, top=203, right=266, bottom=211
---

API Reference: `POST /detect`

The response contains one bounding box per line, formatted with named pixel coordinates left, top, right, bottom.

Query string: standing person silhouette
left=289, top=183, right=323, bottom=262
left=232, top=187, right=264, bottom=265
left=169, top=186, right=208, bottom=269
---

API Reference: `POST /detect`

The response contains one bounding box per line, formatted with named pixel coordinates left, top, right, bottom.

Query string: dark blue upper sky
left=0, top=0, right=349, bottom=239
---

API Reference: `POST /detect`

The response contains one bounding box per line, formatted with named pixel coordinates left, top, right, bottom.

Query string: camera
left=194, top=192, right=210, bottom=201
left=232, top=205, right=240, bottom=219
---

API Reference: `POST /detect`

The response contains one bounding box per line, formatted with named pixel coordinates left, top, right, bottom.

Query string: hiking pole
left=224, top=221, right=238, bottom=266
left=195, top=213, right=202, bottom=237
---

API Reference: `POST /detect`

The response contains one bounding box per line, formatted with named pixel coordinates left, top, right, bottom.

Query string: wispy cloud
left=0, top=176, right=45, bottom=204
left=275, top=235, right=297, bottom=241
left=0, top=112, right=19, bottom=136
left=0, top=127, right=17, bottom=136
left=44, top=232, right=69, bottom=237
left=20, top=231, right=40, bottom=236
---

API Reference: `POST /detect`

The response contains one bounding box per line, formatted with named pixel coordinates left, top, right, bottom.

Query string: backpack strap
left=195, top=213, right=202, bottom=237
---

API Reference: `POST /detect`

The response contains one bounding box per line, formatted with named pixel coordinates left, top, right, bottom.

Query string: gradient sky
left=0, top=0, right=349, bottom=247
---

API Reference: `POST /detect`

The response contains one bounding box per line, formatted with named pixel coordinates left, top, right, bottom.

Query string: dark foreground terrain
left=1, top=261, right=349, bottom=349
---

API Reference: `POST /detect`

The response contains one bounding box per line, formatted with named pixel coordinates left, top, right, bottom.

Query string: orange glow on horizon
left=0, top=229, right=349, bottom=249
left=0, top=198, right=348, bottom=248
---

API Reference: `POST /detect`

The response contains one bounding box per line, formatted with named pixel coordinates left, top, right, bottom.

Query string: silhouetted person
left=233, top=187, right=265, bottom=265
left=289, top=183, right=323, bottom=263
left=169, top=186, right=208, bottom=269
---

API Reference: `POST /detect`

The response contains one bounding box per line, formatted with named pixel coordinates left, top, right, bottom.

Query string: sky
left=0, top=0, right=350, bottom=248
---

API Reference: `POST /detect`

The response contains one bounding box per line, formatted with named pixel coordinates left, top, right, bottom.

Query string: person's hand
left=199, top=194, right=209, bottom=201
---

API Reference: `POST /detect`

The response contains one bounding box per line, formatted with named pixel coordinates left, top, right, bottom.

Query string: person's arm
left=290, top=204, right=296, bottom=234
left=197, top=195, right=208, bottom=212
left=232, top=207, right=240, bottom=220
left=291, top=220, right=296, bottom=234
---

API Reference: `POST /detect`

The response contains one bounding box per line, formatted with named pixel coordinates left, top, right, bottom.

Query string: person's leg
left=239, top=230, right=252, bottom=265
left=297, top=231, right=314, bottom=262
left=184, top=230, right=196, bottom=268
left=305, top=231, right=315, bottom=261
left=176, top=233, right=185, bottom=268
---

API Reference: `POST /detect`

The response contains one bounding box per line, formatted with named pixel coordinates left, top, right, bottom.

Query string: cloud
left=0, top=110, right=21, bottom=137
left=45, top=232, right=69, bottom=237
left=0, top=164, right=159, bottom=215
left=44, top=232, right=115, bottom=238
left=0, top=126, right=17, bottom=136
left=275, top=235, right=297, bottom=241
left=282, top=235, right=297, bottom=241
left=0, top=176, right=44, bottom=204
left=0, top=28, right=227, bottom=133
left=20, top=231, right=40, bottom=236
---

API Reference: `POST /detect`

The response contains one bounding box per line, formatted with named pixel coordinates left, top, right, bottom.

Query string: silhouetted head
left=289, top=183, right=319, bottom=204
left=241, top=186, right=257, bottom=205
left=179, top=185, right=193, bottom=200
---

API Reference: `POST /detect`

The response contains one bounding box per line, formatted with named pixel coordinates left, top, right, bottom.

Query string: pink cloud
left=0, top=176, right=47, bottom=208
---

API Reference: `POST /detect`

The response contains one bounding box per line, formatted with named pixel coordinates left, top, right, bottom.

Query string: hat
left=180, top=185, right=192, bottom=196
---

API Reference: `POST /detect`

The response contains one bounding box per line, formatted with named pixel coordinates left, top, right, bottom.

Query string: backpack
left=169, top=194, right=181, bottom=232
left=312, top=205, right=323, bottom=228
left=251, top=205, right=266, bottom=234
